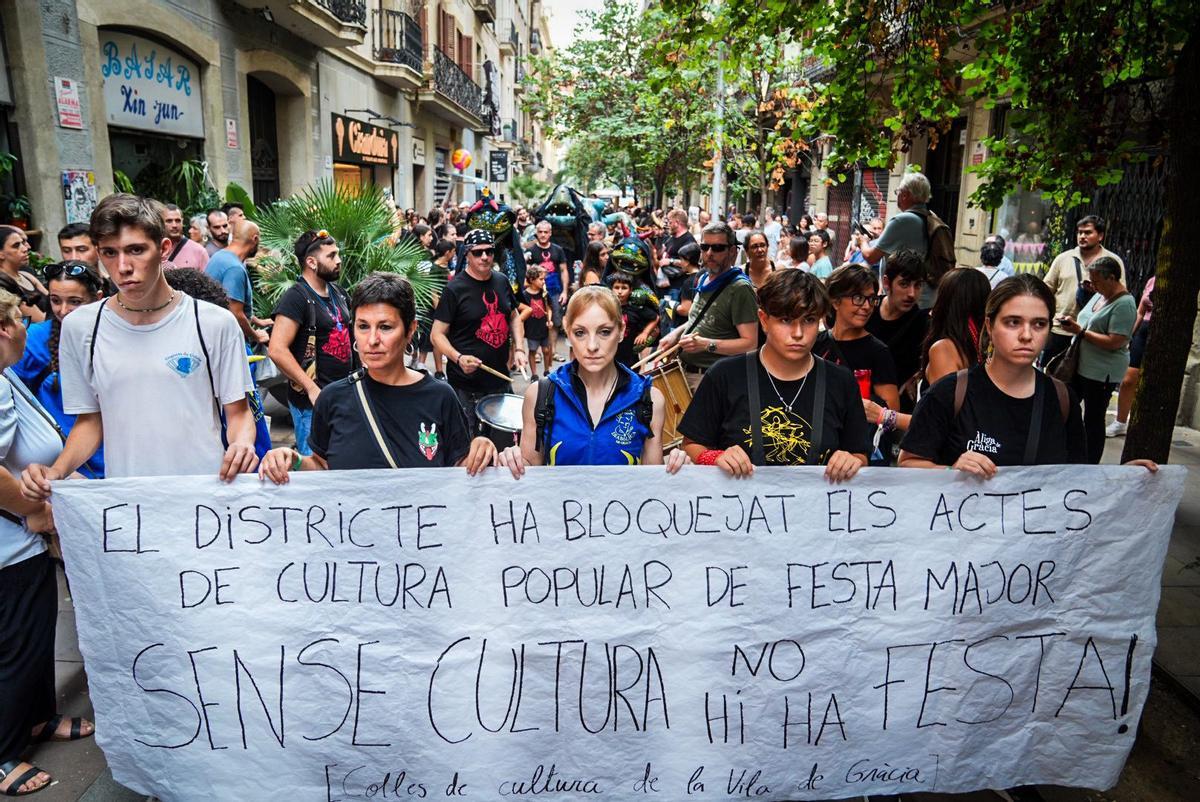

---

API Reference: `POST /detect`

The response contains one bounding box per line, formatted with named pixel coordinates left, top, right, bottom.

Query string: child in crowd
left=518, top=266, right=554, bottom=378
left=610, top=271, right=660, bottom=367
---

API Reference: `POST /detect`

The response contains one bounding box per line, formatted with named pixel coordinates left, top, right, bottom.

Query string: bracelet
left=882, top=408, right=898, bottom=432
left=513, top=348, right=527, bottom=353
left=876, top=408, right=887, bottom=427
left=696, top=449, right=724, bottom=466
left=291, top=450, right=303, bottom=471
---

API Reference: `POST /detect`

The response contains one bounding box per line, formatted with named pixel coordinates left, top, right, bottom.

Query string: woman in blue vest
left=12, top=261, right=107, bottom=478
left=498, top=285, right=687, bottom=475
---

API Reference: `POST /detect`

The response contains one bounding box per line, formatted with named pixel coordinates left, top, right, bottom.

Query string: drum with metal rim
left=475, top=393, right=524, bottom=450
left=648, top=358, right=692, bottom=449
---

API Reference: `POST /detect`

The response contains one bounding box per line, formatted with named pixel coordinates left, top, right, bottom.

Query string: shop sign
left=55, top=77, right=84, bottom=129
left=412, top=137, right=426, bottom=166
left=331, top=113, right=398, bottom=167
left=488, top=150, right=509, bottom=183
left=225, top=118, right=238, bottom=149
left=100, top=32, right=203, bottom=138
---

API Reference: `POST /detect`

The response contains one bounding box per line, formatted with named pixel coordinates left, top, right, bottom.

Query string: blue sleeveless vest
left=545, top=363, right=653, bottom=466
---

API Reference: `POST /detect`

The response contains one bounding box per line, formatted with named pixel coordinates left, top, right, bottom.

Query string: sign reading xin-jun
left=100, top=31, right=203, bottom=137
left=50, top=466, right=1185, bottom=801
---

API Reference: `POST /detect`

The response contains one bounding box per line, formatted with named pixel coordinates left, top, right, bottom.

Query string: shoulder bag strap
left=684, top=273, right=736, bottom=335
left=352, top=373, right=399, bottom=469
left=809, top=357, right=826, bottom=465
left=167, top=238, right=187, bottom=262
left=745, top=351, right=765, bottom=466
left=1051, top=376, right=1069, bottom=422
left=1024, top=374, right=1047, bottom=465
left=191, top=298, right=220, bottom=414
left=1072, top=256, right=1083, bottom=285
left=6, top=370, right=64, bottom=443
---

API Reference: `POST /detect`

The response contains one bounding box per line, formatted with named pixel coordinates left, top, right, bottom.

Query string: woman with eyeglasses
left=680, top=269, right=871, bottom=479
left=814, top=265, right=904, bottom=448
left=12, top=262, right=106, bottom=477
left=259, top=272, right=499, bottom=481
left=0, top=226, right=49, bottom=324
left=743, top=231, right=775, bottom=287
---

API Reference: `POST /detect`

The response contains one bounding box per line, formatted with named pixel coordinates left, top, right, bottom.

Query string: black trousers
left=1073, top=374, right=1115, bottom=465
left=0, top=551, right=57, bottom=765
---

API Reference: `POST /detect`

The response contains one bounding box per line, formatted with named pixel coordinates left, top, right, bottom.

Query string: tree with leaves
left=666, top=0, right=1199, bottom=464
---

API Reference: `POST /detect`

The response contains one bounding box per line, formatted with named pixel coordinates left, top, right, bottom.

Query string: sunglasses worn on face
left=699, top=243, right=731, bottom=253
left=470, top=247, right=496, bottom=258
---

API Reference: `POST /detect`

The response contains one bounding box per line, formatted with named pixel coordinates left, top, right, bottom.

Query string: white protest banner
left=50, top=465, right=1185, bottom=801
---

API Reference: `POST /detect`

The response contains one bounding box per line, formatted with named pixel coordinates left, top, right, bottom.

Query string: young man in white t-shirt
left=21, top=193, right=258, bottom=496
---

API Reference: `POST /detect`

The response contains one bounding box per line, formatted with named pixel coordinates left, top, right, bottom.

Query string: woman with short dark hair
left=680, top=270, right=871, bottom=479
left=1057, top=256, right=1137, bottom=464
left=259, top=273, right=497, bottom=480
left=0, top=227, right=48, bottom=323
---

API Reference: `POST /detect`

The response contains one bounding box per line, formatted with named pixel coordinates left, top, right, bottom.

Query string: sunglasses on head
left=45, top=261, right=94, bottom=281
left=469, top=247, right=496, bottom=258
left=302, top=230, right=335, bottom=257
left=699, top=243, right=731, bottom=253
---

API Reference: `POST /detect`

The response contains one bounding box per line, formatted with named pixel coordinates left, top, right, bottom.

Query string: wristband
left=876, top=408, right=887, bottom=427
left=696, top=449, right=724, bottom=466
left=291, top=450, right=303, bottom=471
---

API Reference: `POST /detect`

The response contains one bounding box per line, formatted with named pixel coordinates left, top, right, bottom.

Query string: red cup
left=854, top=369, right=872, bottom=399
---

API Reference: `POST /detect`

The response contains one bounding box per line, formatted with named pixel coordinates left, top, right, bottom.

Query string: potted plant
left=5, top=195, right=31, bottom=229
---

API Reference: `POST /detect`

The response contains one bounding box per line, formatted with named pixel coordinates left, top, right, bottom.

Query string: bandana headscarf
left=463, top=228, right=494, bottom=247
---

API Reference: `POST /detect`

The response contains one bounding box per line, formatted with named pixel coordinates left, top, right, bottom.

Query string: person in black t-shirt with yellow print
left=679, top=269, right=871, bottom=481
left=258, top=273, right=500, bottom=480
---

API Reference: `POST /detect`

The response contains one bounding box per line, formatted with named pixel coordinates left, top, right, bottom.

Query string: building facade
left=0, top=0, right=557, bottom=247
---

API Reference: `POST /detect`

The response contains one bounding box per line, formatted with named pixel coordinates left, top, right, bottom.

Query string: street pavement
left=25, top=411, right=1200, bottom=801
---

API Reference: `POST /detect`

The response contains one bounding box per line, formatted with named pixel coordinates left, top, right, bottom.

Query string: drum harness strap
left=534, top=374, right=654, bottom=462
left=745, top=351, right=826, bottom=467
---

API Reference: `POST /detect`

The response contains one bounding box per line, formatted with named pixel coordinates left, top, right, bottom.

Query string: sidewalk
left=25, top=427, right=1200, bottom=800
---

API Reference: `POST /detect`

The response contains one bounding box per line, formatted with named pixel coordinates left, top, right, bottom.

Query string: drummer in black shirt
left=679, top=269, right=871, bottom=480
left=258, top=273, right=499, bottom=479
left=431, top=229, right=528, bottom=431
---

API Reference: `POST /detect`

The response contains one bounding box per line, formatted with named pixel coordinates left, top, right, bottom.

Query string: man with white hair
left=813, top=211, right=835, bottom=247
left=860, top=172, right=946, bottom=307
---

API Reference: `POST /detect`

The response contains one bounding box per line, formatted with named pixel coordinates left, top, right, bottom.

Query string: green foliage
left=507, top=172, right=551, bottom=207
left=127, top=159, right=220, bottom=218
left=665, top=0, right=1199, bottom=210
left=253, top=180, right=441, bottom=315
left=224, top=182, right=258, bottom=220
left=112, top=170, right=135, bottom=194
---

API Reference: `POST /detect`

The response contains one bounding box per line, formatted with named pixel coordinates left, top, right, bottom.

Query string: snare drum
left=649, top=359, right=692, bottom=448
left=475, top=393, right=524, bottom=451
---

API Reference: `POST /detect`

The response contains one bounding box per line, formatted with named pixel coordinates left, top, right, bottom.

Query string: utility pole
left=710, top=42, right=725, bottom=220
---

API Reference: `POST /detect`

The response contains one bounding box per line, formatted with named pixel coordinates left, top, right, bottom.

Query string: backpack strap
left=745, top=351, right=765, bottom=466
left=636, top=378, right=654, bottom=429
left=1023, top=374, right=1047, bottom=464
left=87, top=297, right=110, bottom=379
left=953, top=368, right=969, bottom=417
left=533, top=377, right=556, bottom=461
left=1050, top=376, right=1069, bottom=422
left=1072, top=256, right=1083, bottom=284
left=191, top=297, right=221, bottom=416
left=809, top=357, right=827, bottom=465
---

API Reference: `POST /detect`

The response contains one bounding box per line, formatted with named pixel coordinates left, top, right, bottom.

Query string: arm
left=22, top=413, right=104, bottom=499
left=509, top=307, right=528, bottom=370
left=1079, top=329, right=1129, bottom=351
left=219, top=398, right=259, bottom=481
left=258, top=447, right=329, bottom=484
left=267, top=316, right=318, bottom=403
left=431, top=319, right=478, bottom=374
left=897, top=450, right=941, bottom=469
left=497, top=384, right=543, bottom=478
left=858, top=241, right=886, bottom=265
left=634, top=317, right=660, bottom=348
left=0, top=470, right=50, bottom=517
left=557, top=263, right=570, bottom=303
left=517, top=302, right=533, bottom=322
left=679, top=320, right=758, bottom=356
left=227, top=299, right=266, bottom=344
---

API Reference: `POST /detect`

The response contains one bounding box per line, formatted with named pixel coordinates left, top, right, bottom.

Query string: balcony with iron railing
left=502, top=118, right=520, bottom=143
left=499, top=19, right=519, bottom=54
left=419, top=46, right=485, bottom=129
left=471, top=0, right=497, bottom=24
left=231, top=0, right=366, bottom=46
left=372, top=3, right=424, bottom=85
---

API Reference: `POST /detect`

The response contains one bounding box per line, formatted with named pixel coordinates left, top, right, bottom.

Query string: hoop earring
left=352, top=341, right=359, bottom=353
left=405, top=340, right=417, bottom=357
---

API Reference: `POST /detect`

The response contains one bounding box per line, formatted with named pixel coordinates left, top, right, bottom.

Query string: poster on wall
left=488, top=150, right=509, bottom=183
left=99, top=31, right=204, bottom=137
left=54, top=77, right=84, bottom=129
left=62, top=170, right=98, bottom=224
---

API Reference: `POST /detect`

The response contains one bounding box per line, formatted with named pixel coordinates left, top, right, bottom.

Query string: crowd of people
left=0, top=172, right=1159, bottom=796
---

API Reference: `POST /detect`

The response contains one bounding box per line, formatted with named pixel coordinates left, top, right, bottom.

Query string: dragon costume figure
left=464, top=188, right=526, bottom=291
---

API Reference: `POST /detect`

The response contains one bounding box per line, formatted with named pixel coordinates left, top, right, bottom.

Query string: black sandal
left=0, top=760, right=49, bottom=797
left=31, top=715, right=91, bottom=743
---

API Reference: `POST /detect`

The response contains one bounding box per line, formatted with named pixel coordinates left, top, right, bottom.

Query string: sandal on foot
left=31, top=714, right=92, bottom=742
left=0, top=760, right=49, bottom=797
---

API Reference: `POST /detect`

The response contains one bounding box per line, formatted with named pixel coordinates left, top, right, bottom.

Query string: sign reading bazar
left=332, top=112, right=399, bottom=167
left=50, top=465, right=1185, bottom=801
left=99, top=31, right=203, bottom=138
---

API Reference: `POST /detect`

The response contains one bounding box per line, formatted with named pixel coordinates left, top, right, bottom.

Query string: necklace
left=760, top=348, right=810, bottom=414
left=116, top=290, right=177, bottom=314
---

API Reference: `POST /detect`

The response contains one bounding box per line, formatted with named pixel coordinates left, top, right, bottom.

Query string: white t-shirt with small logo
left=60, top=297, right=253, bottom=478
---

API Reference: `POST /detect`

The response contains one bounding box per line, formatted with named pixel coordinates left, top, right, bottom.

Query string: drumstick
left=477, top=362, right=514, bottom=382
left=633, top=340, right=683, bottom=371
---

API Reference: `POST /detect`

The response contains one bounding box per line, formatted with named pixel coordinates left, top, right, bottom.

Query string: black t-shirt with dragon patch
left=678, top=354, right=873, bottom=465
